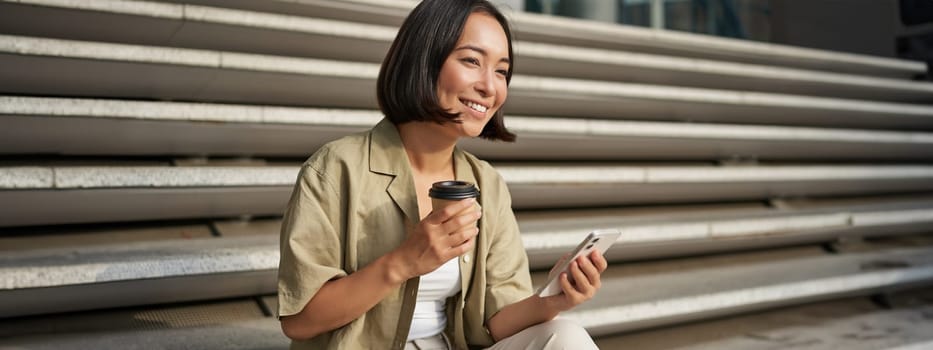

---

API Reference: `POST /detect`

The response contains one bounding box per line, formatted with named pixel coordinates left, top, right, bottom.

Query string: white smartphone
left=535, top=229, right=621, bottom=298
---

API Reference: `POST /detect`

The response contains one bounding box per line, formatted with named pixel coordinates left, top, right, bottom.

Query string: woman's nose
left=474, top=69, right=496, bottom=97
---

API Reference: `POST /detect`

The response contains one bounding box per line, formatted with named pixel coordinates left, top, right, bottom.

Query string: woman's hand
left=392, top=198, right=480, bottom=281
left=542, top=250, right=608, bottom=312
left=487, top=249, right=607, bottom=341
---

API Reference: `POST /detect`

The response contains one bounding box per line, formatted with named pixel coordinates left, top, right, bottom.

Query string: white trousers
left=405, top=319, right=599, bottom=350
left=485, top=318, right=599, bottom=350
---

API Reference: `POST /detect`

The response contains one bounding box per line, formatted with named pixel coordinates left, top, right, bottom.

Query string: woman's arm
left=280, top=250, right=407, bottom=340
left=485, top=250, right=607, bottom=341
left=280, top=198, right=482, bottom=340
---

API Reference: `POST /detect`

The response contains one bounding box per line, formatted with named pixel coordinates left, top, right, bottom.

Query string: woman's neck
left=397, top=122, right=457, bottom=176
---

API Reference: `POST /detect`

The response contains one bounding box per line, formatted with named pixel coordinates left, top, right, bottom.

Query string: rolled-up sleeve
left=277, top=164, right=347, bottom=318
left=482, top=174, right=533, bottom=322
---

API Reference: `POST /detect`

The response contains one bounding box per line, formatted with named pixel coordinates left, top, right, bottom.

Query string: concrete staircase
left=2, top=0, right=933, bottom=348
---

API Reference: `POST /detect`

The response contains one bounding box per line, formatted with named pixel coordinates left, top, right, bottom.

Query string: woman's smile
left=460, top=98, right=489, bottom=114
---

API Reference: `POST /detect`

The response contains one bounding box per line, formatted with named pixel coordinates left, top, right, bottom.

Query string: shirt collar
left=369, top=118, right=409, bottom=177
left=368, top=118, right=476, bottom=186
left=368, top=118, right=481, bottom=221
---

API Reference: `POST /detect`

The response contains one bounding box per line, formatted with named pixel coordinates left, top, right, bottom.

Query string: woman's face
left=436, top=12, right=510, bottom=138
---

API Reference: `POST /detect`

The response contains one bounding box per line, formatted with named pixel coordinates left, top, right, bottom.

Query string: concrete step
left=2, top=164, right=933, bottom=226
left=4, top=96, right=933, bottom=161
left=2, top=0, right=930, bottom=102
left=2, top=35, right=932, bottom=129
left=560, top=242, right=933, bottom=337
left=498, top=164, right=933, bottom=208
left=0, top=235, right=278, bottom=318
left=519, top=196, right=933, bottom=269
left=2, top=197, right=931, bottom=317
left=594, top=290, right=933, bottom=350
left=0, top=165, right=293, bottom=226
left=0, top=221, right=215, bottom=253
left=152, top=0, right=927, bottom=79
left=3, top=290, right=933, bottom=349
left=513, top=42, right=933, bottom=103
left=0, top=297, right=290, bottom=349
left=0, top=0, right=395, bottom=63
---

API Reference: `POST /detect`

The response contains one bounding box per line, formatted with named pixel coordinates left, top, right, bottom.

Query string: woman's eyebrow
left=455, top=45, right=511, bottom=64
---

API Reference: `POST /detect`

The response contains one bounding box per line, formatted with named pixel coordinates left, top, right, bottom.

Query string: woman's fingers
left=431, top=217, right=478, bottom=261
left=448, top=226, right=479, bottom=246
left=558, top=270, right=587, bottom=306
left=453, top=234, right=476, bottom=256
left=590, top=250, right=608, bottom=272
left=568, top=261, right=593, bottom=294
left=441, top=208, right=481, bottom=234
left=420, top=199, right=479, bottom=242
left=566, top=258, right=601, bottom=301
left=577, top=256, right=601, bottom=289
left=425, top=198, right=476, bottom=225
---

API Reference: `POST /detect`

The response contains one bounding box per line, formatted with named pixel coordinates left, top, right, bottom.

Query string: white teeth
left=464, top=100, right=488, bottom=113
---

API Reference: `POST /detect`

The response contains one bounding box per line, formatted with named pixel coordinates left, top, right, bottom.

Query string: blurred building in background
left=518, top=0, right=918, bottom=60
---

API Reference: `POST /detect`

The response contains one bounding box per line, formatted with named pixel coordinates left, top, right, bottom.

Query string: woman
left=277, top=0, right=607, bottom=349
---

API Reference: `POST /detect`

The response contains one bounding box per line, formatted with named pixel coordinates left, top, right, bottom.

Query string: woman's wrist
left=488, top=294, right=560, bottom=341
left=380, top=249, right=414, bottom=285
left=536, top=295, right=564, bottom=319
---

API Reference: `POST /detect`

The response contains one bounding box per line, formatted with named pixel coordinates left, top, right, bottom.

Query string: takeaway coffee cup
left=429, top=180, right=480, bottom=215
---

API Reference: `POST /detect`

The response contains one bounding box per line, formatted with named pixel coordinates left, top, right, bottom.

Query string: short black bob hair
left=376, top=0, right=516, bottom=142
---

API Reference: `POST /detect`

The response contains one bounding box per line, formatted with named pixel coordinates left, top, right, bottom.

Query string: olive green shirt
left=278, top=119, right=533, bottom=350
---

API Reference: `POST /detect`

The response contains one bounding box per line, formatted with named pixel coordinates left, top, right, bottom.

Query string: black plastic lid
left=428, top=180, right=479, bottom=200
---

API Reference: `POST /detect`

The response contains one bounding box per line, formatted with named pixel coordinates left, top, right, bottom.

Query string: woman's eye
left=496, top=69, right=508, bottom=76
left=461, top=57, right=480, bottom=66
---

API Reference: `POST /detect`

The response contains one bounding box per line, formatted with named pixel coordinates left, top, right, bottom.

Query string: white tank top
left=407, top=257, right=462, bottom=341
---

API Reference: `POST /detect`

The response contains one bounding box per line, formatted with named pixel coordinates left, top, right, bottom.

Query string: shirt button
left=463, top=254, right=470, bottom=263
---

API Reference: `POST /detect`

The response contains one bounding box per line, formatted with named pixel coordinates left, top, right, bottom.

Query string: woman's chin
left=461, top=126, right=486, bottom=139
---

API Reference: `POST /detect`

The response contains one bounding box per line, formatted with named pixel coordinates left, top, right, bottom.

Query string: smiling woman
left=277, top=1, right=604, bottom=349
